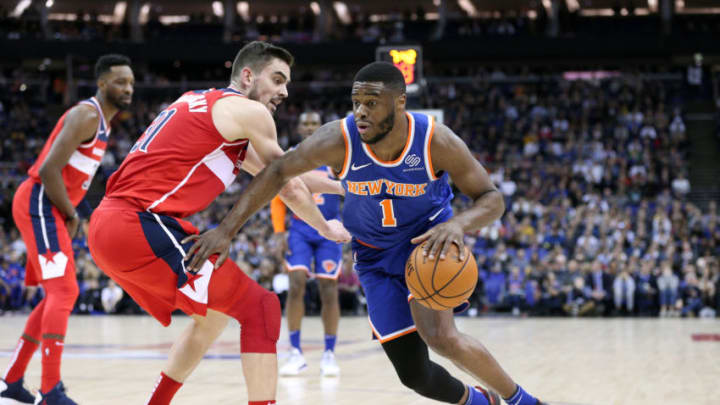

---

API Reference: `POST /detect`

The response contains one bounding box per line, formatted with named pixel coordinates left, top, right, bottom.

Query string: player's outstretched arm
left=39, top=104, right=100, bottom=238
left=183, top=100, right=349, bottom=270
left=245, top=144, right=343, bottom=195
left=410, top=123, right=505, bottom=261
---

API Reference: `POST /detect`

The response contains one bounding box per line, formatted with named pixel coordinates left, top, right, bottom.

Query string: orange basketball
left=405, top=242, right=478, bottom=310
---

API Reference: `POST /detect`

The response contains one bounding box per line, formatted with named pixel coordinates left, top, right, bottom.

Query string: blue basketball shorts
left=285, top=230, right=343, bottom=279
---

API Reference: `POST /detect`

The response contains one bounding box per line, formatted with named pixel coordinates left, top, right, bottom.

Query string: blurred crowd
left=1, top=64, right=719, bottom=318
left=4, top=2, right=720, bottom=46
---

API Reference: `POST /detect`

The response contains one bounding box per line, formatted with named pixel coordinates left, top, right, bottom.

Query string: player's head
left=351, top=61, right=407, bottom=144
left=297, top=111, right=322, bottom=139
left=230, top=41, right=294, bottom=114
left=95, top=54, right=134, bottom=110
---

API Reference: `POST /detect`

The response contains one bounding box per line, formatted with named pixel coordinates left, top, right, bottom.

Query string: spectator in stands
left=657, top=263, right=680, bottom=317
left=586, top=260, right=612, bottom=315
left=634, top=260, right=658, bottom=316
left=680, top=271, right=703, bottom=317
left=613, top=263, right=636, bottom=315
left=101, top=279, right=123, bottom=314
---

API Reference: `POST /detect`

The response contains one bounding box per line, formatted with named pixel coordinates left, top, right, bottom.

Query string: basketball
left=405, top=242, right=478, bottom=310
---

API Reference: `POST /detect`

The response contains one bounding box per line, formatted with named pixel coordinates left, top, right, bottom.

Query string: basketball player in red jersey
left=0, top=55, right=134, bottom=405
left=88, top=41, right=350, bottom=405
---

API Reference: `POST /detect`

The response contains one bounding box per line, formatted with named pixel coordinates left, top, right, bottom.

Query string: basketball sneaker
left=0, top=377, right=35, bottom=405
left=32, top=381, right=77, bottom=405
left=474, top=386, right=501, bottom=405
left=279, top=348, right=307, bottom=376
left=320, top=350, right=340, bottom=377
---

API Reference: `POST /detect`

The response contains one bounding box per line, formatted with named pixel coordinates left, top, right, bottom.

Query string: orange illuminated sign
left=388, top=49, right=418, bottom=85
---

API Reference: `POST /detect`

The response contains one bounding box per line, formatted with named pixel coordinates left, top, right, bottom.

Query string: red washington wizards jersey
left=27, top=97, right=110, bottom=206
left=105, top=88, right=249, bottom=218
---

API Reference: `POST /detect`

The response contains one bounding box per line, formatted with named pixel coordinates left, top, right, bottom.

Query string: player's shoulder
left=65, top=102, right=101, bottom=129
left=317, top=119, right=345, bottom=137
left=429, top=121, right=461, bottom=147
left=213, top=94, right=268, bottom=116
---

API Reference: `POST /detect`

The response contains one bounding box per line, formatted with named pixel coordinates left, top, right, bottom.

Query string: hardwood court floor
left=1, top=315, right=719, bottom=405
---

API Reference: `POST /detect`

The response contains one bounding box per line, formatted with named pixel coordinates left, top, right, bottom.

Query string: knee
left=421, top=329, right=461, bottom=358
left=396, top=366, right=434, bottom=397
left=317, top=279, right=337, bottom=300
left=240, top=288, right=281, bottom=353
left=288, top=274, right=306, bottom=296
left=396, top=365, right=425, bottom=391
left=49, top=279, right=80, bottom=307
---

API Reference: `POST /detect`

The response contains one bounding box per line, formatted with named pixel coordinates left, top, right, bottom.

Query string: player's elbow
left=38, top=162, right=56, bottom=183
left=487, top=190, right=505, bottom=220
left=278, top=177, right=304, bottom=204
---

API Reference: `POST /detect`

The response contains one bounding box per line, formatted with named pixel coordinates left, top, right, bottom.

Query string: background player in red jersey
left=88, top=42, right=350, bottom=405
left=0, top=55, right=134, bottom=405
left=185, top=62, right=547, bottom=405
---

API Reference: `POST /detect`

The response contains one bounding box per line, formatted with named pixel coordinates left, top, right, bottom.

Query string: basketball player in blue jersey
left=185, top=62, right=546, bottom=405
left=271, top=111, right=343, bottom=376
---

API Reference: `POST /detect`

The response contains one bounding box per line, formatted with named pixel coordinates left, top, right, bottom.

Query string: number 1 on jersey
left=379, top=199, right=397, bottom=227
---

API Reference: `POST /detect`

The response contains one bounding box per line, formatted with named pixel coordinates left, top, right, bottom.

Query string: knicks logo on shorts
left=322, top=260, right=337, bottom=272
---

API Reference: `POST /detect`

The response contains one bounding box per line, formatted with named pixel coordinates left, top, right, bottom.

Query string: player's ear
left=96, top=75, right=106, bottom=93
left=240, top=67, right=254, bottom=89
left=396, top=92, right=407, bottom=110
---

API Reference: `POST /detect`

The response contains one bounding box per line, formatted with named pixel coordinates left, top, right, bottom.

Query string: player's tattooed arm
left=411, top=123, right=504, bottom=261
left=39, top=104, right=99, bottom=238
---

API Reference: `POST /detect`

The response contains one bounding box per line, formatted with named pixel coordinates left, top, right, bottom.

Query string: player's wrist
left=216, top=221, right=236, bottom=238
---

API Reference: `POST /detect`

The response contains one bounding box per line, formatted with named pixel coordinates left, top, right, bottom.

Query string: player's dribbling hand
left=411, top=221, right=466, bottom=262
left=319, top=219, right=352, bottom=243
left=182, top=226, right=233, bottom=271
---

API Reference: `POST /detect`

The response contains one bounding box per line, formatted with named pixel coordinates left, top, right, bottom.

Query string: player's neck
left=367, top=112, right=409, bottom=162
left=95, top=93, right=120, bottom=121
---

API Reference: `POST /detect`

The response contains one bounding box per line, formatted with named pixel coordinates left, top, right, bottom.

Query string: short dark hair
left=353, top=62, right=406, bottom=93
left=95, top=54, right=131, bottom=79
left=230, top=41, right=294, bottom=80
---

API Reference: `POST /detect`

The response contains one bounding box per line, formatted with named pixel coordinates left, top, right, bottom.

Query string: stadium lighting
left=542, top=0, right=552, bottom=12
left=236, top=2, right=249, bottom=22
left=139, top=2, right=150, bottom=24
left=647, top=0, right=658, bottom=12
left=11, top=0, right=31, bottom=17
left=676, top=0, right=684, bottom=10
left=212, top=1, right=224, bottom=18
left=113, top=2, right=127, bottom=24
left=332, top=2, right=351, bottom=25
left=457, top=0, right=477, bottom=17
left=310, top=2, right=320, bottom=16
left=566, top=0, right=580, bottom=12
left=45, top=0, right=53, bottom=8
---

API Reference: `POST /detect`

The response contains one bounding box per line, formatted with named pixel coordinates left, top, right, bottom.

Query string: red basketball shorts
left=88, top=198, right=254, bottom=327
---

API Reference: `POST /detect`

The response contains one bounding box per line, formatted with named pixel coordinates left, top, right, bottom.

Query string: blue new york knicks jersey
left=289, top=166, right=341, bottom=239
left=337, top=112, right=453, bottom=250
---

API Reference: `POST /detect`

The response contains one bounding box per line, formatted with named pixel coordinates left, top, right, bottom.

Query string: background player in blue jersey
left=186, top=62, right=546, bottom=405
left=270, top=111, right=343, bottom=376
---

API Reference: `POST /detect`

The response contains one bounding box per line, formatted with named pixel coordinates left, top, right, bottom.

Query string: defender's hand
left=319, top=219, right=351, bottom=243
